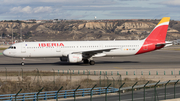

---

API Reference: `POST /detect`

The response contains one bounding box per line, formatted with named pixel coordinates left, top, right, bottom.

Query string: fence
left=2, top=68, right=180, bottom=79
left=1, top=68, right=180, bottom=93
left=1, top=68, right=180, bottom=85
left=1, top=68, right=180, bottom=101
left=0, top=87, right=117, bottom=101
left=0, top=80, right=180, bottom=101
left=56, top=69, right=180, bottom=76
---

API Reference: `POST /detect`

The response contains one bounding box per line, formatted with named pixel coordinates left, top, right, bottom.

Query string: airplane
left=3, top=17, right=172, bottom=66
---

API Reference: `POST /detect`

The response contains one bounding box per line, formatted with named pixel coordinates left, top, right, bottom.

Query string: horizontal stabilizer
left=156, top=41, right=173, bottom=49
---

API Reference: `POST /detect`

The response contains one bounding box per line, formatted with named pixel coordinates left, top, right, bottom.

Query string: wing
left=72, top=48, right=117, bottom=59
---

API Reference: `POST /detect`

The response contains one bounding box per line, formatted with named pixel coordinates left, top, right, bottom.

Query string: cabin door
left=21, top=43, right=26, bottom=53
left=56, top=46, right=61, bottom=52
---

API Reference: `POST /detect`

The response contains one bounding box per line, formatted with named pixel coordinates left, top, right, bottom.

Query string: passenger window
left=14, top=47, right=16, bottom=49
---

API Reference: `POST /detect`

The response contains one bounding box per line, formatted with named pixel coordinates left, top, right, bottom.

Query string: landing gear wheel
left=89, top=60, right=95, bottom=65
left=21, top=62, right=24, bottom=66
left=21, top=58, right=25, bottom=66
left=83, top=59, right=89, bottom=64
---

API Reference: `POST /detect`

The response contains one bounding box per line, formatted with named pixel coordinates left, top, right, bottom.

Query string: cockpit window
left=8, top=46, right=16, bottom=49
left=8, top=46, right=12, bottom=49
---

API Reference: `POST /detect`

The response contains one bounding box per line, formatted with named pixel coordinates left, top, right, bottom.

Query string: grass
left=0, top=70, right=92, bottom=76
left=171, top=48, right=180, bottom=51
left=0, top=76, right=155, bottom=94
left=0, top=71, right=156, bottom=94
left=0, top=48, right=6, bottom=50
left=164, top=48, right=180, bottom=51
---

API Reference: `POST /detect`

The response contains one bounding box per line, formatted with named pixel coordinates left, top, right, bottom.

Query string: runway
left=0, top=50, right=180, bottom=71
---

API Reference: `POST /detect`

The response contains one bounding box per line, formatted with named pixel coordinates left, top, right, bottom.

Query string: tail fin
left=145, top=17, right=170, bottom=42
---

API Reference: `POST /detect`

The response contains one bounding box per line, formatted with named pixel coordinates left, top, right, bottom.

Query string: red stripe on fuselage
left=136, top=25, right=168, bottom=55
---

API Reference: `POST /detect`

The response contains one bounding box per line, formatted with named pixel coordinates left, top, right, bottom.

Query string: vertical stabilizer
left=145, top=17, right=170, bottom=42
left=136, top=17, right=170, bottom=54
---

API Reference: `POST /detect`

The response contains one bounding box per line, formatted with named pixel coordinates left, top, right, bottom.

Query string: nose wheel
left=21, top=58, right=25, bottom=66
left=21, top=62, right=24, bottom=66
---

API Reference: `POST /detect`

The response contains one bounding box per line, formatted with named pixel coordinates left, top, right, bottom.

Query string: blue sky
left=0, top=0, right=180, bottom=20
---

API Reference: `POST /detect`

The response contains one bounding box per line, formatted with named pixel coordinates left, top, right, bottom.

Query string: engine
left=68, top=54, right=83, bottom=63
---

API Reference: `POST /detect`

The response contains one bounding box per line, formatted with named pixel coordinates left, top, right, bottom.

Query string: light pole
left=11, top=23, right=13, bottom=44
left=20, top=23, right=22, bottom=42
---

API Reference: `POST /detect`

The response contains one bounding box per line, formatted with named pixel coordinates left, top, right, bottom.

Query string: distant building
left=28, top=19, right=36, bottom=21
left=36, top=20, right=46, bottom=23
left=53, top=19, right=58, bottom=22
left=24, top=19, right=36, bottom=23
left=173, top=39, right=180, bottom=45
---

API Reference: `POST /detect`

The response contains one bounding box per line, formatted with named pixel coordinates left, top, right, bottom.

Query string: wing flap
left=72, top=48, right=117, bottom=54
left=72, top=48, right=117, bottom=58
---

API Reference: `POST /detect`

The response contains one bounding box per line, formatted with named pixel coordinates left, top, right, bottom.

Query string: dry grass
left=0, top=48, right=6, bottom=50
left=163, top=48, right=180, bottom=51
left=0, top=75, right=155, bottom=94
left=0, top=70, right=157, bottom=94
left=0, top=70, right=85, bottom=76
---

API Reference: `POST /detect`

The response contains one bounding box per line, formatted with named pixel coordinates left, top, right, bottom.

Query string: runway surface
left=0, top=50, right=180, bottom=71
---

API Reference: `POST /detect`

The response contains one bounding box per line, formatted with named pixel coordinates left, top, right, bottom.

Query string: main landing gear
left=83, top=59, right=89, bottom=64
left=89, top=60, right=95, bottom=65
left=83, top=59, right=95, bottom=65
left=21, top=58, right=25, bottom=66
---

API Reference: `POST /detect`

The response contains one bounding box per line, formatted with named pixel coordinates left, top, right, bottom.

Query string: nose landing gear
left=21, top=58, right=25, bottom=66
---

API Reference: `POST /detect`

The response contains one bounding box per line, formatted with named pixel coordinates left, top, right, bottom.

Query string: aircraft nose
left=2, top=50, right=8, bottom=56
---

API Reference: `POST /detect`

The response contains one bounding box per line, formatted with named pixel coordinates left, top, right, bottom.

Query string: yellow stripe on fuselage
left=157, top=17, right=170, bottom=26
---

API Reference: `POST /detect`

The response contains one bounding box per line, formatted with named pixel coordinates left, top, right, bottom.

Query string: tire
left=89, top=60, right=95, bottom=65
left=21, top=62, right=24, bottom=66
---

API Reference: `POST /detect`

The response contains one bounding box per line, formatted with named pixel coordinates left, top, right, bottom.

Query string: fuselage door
left=56, top=46, right=61, bottom=52
left=21, top=43, right=26, bottom=53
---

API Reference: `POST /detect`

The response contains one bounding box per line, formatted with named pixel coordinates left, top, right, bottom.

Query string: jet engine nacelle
left=68, top=54, right=83, bottom=63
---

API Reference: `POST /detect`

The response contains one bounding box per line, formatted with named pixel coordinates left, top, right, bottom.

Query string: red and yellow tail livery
left=136, top=17, right=170, bottom=54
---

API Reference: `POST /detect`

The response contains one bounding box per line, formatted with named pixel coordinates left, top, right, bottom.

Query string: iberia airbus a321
left=3, top=17, right=172, bottom=65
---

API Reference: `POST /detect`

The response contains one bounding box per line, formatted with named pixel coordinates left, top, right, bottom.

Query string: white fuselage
left=3, top=40, right=144, bottom=58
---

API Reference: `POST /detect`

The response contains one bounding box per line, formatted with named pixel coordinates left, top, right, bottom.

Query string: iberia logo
left=39, top=43, right=64, bottom=47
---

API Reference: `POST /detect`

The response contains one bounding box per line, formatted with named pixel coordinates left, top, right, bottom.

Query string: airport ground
left=0, top=46, right=180, bottom=70
left=0, top=46, right=180, bottom=100
left=0, top=46, right=180, bottom=82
